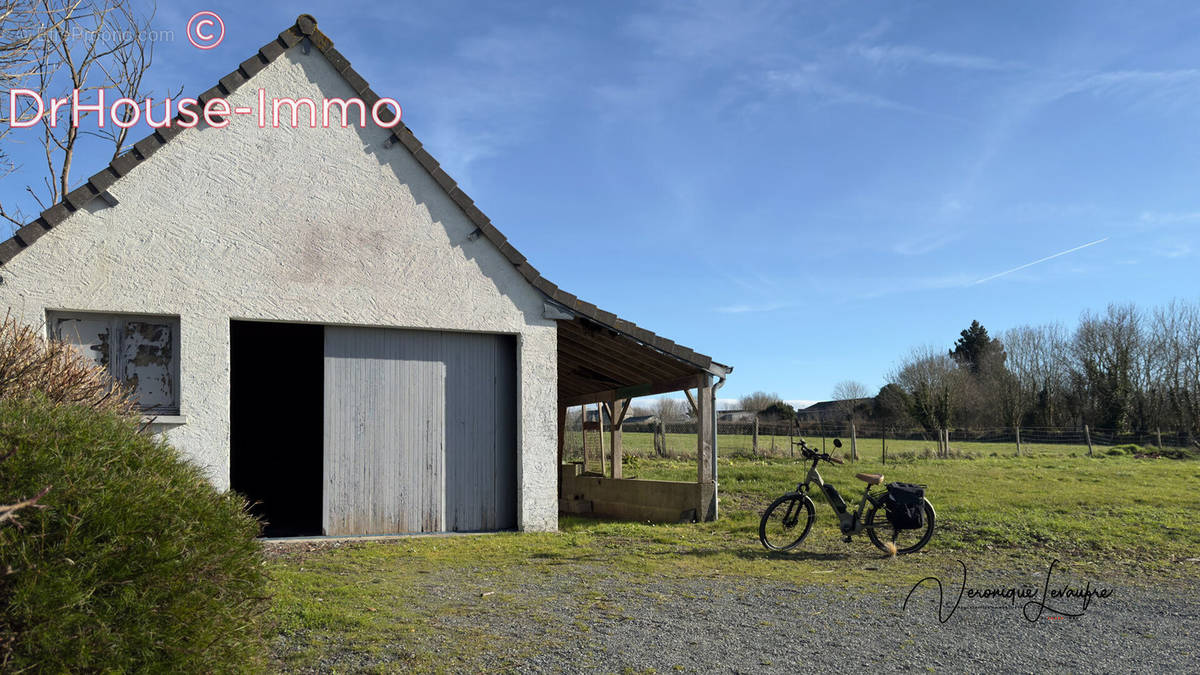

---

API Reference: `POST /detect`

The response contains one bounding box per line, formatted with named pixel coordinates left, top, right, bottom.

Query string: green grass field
left=267, top=451, right=1200, bottom=669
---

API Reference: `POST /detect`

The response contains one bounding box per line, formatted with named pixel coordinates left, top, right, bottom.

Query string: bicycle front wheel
left=759, top=493, right=815, bottom=551
left=866, top=498, right=935, bottom=555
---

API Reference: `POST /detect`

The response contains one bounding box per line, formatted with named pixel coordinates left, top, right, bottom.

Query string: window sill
left=142, top=414, right=187, bottom=426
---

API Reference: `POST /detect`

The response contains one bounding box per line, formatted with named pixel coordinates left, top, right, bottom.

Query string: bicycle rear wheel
left=759, top=493, right=815, bottom=551
left=866, top=498, right=935, bottom=555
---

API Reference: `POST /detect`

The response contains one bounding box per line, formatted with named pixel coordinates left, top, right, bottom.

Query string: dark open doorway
left=230, top=320, right=324, bottom=537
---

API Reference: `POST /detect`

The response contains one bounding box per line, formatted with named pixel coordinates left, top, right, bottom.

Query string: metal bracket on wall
left=543, top=301, right=575, bottom=321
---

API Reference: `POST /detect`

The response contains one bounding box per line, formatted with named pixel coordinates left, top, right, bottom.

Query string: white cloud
left=849, top=44, right=1022, bottom=72
left=1059, top=68, right=1200, bottom=104
left=1159, top=242, right=1193, bottom=258
left=854, top=273, right=976, bottom=299
left=892, top=228, right=963, bottom=256
left=715, top=302, right=790, bottom=314
left=764, top=67, right=926, bottom=114
left=387, top=23, right=578, bottom=186
left=788, top=399, right=819, bottom=409
left=1138, top=210, right=1200, bottom=225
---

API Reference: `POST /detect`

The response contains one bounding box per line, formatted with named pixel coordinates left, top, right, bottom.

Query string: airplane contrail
left=972, top=237, right=1110, bottom=285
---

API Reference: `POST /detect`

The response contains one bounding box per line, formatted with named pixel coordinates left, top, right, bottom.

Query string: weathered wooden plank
left=563, top=372, right=709, bottom=408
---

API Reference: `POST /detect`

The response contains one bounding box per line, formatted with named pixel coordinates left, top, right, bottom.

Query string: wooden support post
left=1156, top=427, right=1163, bottom=449
left=771, top=431, right=776, bottom=455
left=752, top=417, right=759, bottom=456
left=598, top=402, right=607, bottom=473
left=579, top=406, right=588, bottom=466
left=850, top=422, right=858, bottom=461
left=557, top=405, right=566, bottom=498
left=1015, top=426, right=1022, bottom=457
left=881, top=428, right=887, bottom=465
left=945, top=428, right=951, bottom=457
left=1085, top=424, right=1093, bottom=456
left=696, top=383, right=713, bottom=521
left=609, top=398, right=630, bottom=479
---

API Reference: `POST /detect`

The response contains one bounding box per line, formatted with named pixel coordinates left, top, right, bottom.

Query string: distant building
left=717, top=409, right=758, bottom=423
left=796, top=399, right=871, bottom=423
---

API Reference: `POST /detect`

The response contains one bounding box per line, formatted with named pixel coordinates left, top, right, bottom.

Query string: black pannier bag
left=884, top=482, right=925, bottom=530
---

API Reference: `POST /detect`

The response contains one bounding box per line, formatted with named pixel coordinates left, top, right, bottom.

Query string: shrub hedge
left=0, top=397, right=267, bottom=672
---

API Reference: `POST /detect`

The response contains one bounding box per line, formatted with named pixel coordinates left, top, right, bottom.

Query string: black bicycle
left=759, top=438, right=935, bottom=555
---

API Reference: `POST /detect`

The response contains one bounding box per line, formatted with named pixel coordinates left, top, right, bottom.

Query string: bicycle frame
left=796, top=459, right=880, bottom=535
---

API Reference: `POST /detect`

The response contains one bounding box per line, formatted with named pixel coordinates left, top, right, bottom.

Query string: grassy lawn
left=267, top=452, right=1200, bottom=670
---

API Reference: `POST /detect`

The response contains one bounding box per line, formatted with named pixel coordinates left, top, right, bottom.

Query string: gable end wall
left=0, top=46, right=558, bottom=532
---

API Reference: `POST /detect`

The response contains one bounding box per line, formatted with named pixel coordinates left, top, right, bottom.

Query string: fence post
left=1015, top=426, right=1021, bottom=457
left=752, top=417, right=759, bottom=456
left=881, top=428, right=887, bottom=465
left=1085, top=424, right=1093, bottom=456
left=945, top=428, right=951, bottom=457
left=771, top=429, right=777, bottom=455
left=1156, top=427, right=1163, bottom=448
left=850, top=422, right=858, bottom=461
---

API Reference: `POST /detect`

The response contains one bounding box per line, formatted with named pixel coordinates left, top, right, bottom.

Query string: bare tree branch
left=1, top=0, right=170, bottom=228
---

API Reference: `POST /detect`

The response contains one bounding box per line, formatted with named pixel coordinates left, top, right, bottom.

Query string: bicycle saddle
left=855, top=472, right=884, bottom=485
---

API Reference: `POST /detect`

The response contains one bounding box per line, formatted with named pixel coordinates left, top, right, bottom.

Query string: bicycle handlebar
left=793, top=438, right=843, bottom=465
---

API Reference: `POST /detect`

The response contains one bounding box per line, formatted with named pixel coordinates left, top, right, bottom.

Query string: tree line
left=875, top=300, right=1200, bottom=437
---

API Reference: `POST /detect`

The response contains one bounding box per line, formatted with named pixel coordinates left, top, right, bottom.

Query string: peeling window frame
left=46, top=310, right=182, bottom=415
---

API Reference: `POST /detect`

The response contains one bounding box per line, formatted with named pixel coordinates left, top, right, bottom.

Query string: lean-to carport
left=553, top=313, right=733, bottom=522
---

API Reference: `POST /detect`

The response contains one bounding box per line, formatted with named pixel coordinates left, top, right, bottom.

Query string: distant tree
left=950, top=320, right=1006, bottom=376
left=652, top=396, right=687, bottom=423
left=1072, top=304, right=1142, bottom=432
left=872, top=383, right=912, bottom=429
left=1002, top=323, right=1071, bottom=427
left=1, top=0, right=176, bottom=229
left=738, top=391, right=780, bottom=413
left=891, top=346, right=965, bottom=434
left=759, top=401, right=795, bottom=422
left=831, top=380, right=870, bottom=423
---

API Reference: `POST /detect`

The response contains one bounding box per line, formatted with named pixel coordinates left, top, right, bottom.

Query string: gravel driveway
left=518, top=574, right=1197, bottom=674
left=273, top=556, right=1198, bottom=673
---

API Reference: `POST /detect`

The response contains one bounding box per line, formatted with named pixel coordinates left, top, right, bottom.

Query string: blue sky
left=2, top=1, right=1198, bottom=406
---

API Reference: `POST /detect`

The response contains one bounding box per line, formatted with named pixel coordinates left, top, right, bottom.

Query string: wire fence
left=562, top=418, right=1197, bottom=467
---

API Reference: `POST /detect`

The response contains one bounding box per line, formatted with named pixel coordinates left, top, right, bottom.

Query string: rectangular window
left=48, top=311, right=181, bottom=415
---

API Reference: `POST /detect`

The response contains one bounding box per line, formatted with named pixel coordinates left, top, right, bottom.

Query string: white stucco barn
left=0, top=16, right=730, bottom=537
